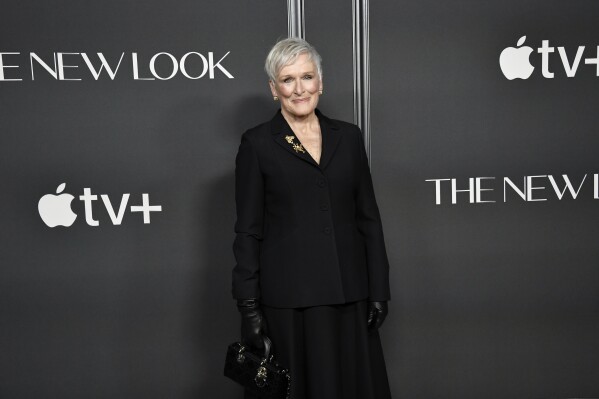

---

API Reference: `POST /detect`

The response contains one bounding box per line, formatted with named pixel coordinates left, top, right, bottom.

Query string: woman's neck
left=281, top=109, right=319, bottom=135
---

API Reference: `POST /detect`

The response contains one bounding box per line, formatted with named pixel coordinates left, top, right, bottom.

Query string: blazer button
left=320, top=204, right=329, bottom=211
left=323, top=227, right=331, bottom=234
left=317, top=178, right=326, bottom=187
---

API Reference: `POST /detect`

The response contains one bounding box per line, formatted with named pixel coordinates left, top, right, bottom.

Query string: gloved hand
left=237, top=298, right=268, bottom=350
left=367, top=301, right=388, bottom=331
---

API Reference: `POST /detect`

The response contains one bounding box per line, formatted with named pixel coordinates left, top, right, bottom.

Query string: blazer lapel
left=270, top=108, right=342, bottom=170
left=272, top=110, right=318, bottom=167
left=316, top=108, right=342, bottom=170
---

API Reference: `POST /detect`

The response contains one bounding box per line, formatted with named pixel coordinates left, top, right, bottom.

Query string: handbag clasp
left=254, top=359, right=268, bottom=387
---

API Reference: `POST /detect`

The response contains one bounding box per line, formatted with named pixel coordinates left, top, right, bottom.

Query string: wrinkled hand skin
left=237, top=298, right=268, bottom=349
left=367, top=301, right=388, bottom=331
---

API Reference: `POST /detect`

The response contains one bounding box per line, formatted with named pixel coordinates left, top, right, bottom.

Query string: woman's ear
left=269, top=80, right=277, bottom=97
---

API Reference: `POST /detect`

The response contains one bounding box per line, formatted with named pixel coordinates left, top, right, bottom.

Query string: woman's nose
left=294, top=79, right=305, bottom=95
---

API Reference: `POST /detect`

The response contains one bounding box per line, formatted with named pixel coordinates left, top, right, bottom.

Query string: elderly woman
left=232, top=37, right=392, bottom=399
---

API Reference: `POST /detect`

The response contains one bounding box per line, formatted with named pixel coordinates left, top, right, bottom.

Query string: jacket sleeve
left=354, top=126, right=391, bottom=301
left=232, top=132, right=264, bottom=300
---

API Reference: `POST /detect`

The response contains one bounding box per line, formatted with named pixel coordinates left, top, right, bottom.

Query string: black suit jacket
left=232, top=108, right=391, bottom=308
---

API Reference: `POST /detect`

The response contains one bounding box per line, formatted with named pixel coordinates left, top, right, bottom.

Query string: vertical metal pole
left=352, top=0, right=371, bottom=163
left=287, top=0, right=305, bottom=39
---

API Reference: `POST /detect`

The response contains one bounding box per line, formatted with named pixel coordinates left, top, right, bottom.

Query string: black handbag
left=224, top=335, right=291, bottom=399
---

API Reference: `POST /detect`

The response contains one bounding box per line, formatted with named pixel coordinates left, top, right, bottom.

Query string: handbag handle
left=261, top=334, right=272, bottom=361
left=238, top=335, right=274, bottom=362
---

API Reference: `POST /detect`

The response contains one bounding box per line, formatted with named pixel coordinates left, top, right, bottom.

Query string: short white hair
left=264, top=37, right=323, bottom=82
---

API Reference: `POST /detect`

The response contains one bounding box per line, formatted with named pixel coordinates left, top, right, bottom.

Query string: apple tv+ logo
left=38, top=183, right=162, bottom=228
left=499, top=36, right=599, bottom=80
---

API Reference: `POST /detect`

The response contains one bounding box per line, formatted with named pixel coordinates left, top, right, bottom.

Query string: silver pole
left=287, top=0, right=305, bottom=39
left=352, top=0, right=371, bottom=163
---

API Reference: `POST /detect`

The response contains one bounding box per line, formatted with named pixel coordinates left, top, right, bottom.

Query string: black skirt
left=244, top=299, right=392, bottom=399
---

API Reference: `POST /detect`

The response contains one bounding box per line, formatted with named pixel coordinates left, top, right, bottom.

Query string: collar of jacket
left=270, top=108, right=342, bottom=170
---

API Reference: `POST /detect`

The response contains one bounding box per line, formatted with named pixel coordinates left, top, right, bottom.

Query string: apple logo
left=499, top=36, right=535, bottom=80
left=38, top=183, right=77, bottom=227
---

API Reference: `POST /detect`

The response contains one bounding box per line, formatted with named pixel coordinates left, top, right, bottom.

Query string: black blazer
left=232, top=108, right=391, bottom=308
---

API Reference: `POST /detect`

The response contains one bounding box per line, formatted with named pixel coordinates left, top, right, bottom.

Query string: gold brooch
left=284, top=135, right=305, bottom=153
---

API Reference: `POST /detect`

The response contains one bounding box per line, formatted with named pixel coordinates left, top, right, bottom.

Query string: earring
left=273, top=96, right=279, bottom=101
left=318, top=90, right=323, bottom=95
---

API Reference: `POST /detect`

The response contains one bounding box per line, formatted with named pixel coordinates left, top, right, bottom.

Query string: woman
left=232, top=37, right=392, bottom=399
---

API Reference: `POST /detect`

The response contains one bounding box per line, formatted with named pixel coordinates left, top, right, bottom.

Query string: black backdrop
left=1, top=1, right=598, bottom=398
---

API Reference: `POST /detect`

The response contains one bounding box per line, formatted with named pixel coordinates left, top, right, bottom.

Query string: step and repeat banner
left=1, top=0, right=598, bottom=398
left=370, top=0, right=599, bottom=398
left=0, top=1, right=288, bottom=398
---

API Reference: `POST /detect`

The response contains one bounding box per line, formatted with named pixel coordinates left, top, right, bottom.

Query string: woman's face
left=270, top=52, right=323, bottom=118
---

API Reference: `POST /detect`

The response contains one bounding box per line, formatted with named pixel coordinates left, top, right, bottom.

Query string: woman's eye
left=303, top=75, right=313, bottom=80
left=283, top=78, right=292, bottom=83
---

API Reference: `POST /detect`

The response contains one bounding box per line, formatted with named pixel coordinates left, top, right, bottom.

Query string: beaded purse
left=224, top=335, right=291, bottom=399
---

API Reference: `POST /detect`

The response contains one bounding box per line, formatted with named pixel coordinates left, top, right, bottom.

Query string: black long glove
left=367, top=301, right=388, bottom=331
left=237, top=298, right=268, bottom=350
